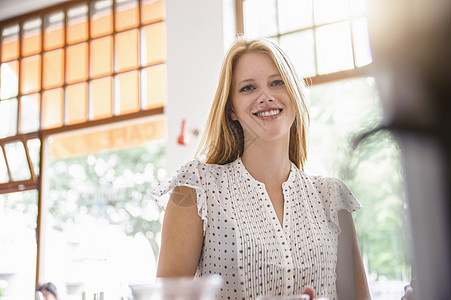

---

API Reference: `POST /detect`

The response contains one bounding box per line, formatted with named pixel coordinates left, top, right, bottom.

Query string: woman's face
left=230, top=51, right=295, bottom=144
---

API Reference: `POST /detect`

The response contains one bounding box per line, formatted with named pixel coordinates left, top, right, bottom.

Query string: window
left=0, top=0, right=167, bottom=192
left=0, top=0, right=167, bottom=297
left=43, top=120, right=166, bottom=298
left=238, top=0, right=372, bottom=81
left=237, top=1, right=411, bottom=298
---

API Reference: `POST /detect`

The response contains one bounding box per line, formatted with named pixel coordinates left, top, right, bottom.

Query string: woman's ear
left=229, top=102, right=238, bottom=121
left=231, top=108, right=237, bottom=121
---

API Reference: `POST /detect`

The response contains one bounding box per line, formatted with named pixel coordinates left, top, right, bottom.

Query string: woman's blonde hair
left=196, top=38, right=310, bottom=170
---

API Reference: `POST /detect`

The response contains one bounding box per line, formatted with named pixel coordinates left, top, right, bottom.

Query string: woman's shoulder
left=177, top=158, right=234, bottom=176
left=295, top=168, right=342, bottom=187
left=294, top=168, right=357, bottom=200
left=171, top=158, right=237, bottom=189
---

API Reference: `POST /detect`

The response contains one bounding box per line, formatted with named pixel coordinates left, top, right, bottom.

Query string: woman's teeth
left=256, top=109, right=281, bottom=117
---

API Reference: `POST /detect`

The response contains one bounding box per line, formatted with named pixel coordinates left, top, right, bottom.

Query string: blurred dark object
left=37, top=282, right=58, bottom=300
left=368, top=0, right=451, bottom=299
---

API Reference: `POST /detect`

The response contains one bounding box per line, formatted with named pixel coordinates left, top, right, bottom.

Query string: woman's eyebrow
left=237, top=74, right=281, bottom=86
left=236, top=78, right=254, bottom=86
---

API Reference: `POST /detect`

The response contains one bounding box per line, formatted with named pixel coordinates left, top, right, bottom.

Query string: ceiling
left=0, top=0, right=69, bottom=22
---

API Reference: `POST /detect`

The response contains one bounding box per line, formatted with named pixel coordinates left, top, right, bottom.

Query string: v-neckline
left=235, top=158, right=295, bottom=229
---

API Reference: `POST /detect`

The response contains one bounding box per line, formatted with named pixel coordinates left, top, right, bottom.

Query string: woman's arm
left=336, top=210, right=371, bottom=300
left=156, top=186, right=204, bottom=277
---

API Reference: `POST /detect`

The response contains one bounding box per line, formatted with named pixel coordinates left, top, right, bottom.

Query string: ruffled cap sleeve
left=152, top=160, right=208, bottom=225
left=326, top=178, right=362, bottom=233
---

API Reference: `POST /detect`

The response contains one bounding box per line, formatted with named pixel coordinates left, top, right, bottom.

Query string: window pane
left=43, top=49, right=64, bottom=89
left=1, top=25, right=19, bottom=62
left=353, top=18, right=373, bottom=67
left=42, top=88, right=63, bottom=129
left=308, top=78, right=383, bottom=175
left=141, top=64, right=167, bottom=109
left=91, top=0, right=113, bottom=38
left=0, top=147, right=9, bottom=183
left=115, top=70, right=139, bottom=115
left=316, top=21, right=354, bottom=74
left=44, top=11, right=65, bottom=51
left=115, top=0, right=139, bottom=31
left=115, top=29, right=138, bottom=72
left=67, top=4, right=88, bottom=44
left=44, top=141, right=165, bottom=297
left=278, top=0, right=313, bottom=33
left=22, top=18, right=42, bottom=57
left=0, top=98, right=18, bottom=138
left=308, top=78, right=409, bottom=299
left=243, top=0, right=277, bottom=38
left=141, top=23, right=166, bottom=66
left=27, top=139, right=41, bottom=176
left=0, top=191, right=37, bottom=299
left=350, top=0, right=367, bottom=16
left=141, top=0, right=165, bottom=25
left=1, top=60, right=19, bottom=99
left=313, top=0, right=350, bottom=25
left=20, top=93, right=40, bottom=133
left=90, top=77, right=113, bottom=120
left=20, top=55, right=41, bottom=94
left=280, top=30, right=316, bottom=78
left=66, top=83, right=88, bottom=125
left=66, top=42, right=88, bottom=84
left=4, top=141, right=31, bottom=181
left=90, top=36, right=113, bottom=78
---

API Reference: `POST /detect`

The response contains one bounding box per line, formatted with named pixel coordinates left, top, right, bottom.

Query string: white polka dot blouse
left=153, top=158, right=361, bottom=300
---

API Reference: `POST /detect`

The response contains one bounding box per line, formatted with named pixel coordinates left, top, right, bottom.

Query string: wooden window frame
left=235, top=0, right=374, bottom=85
left=0, top=0, right=166, bottom=289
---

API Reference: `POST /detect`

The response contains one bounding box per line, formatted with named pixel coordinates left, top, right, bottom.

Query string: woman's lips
left=252, top=108, right=283, bottom=118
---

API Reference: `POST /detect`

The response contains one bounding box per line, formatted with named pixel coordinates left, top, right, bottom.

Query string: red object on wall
left=177, top=119, right=188, bottom=145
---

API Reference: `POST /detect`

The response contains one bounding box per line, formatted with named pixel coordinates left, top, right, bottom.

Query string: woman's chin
left=244, top=130, right=290, bottom=144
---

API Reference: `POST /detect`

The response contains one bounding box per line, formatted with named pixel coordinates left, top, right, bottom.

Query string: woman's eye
left=271, top=79, right=284, bottom=86
left=240, top=85, right=255, bottom=92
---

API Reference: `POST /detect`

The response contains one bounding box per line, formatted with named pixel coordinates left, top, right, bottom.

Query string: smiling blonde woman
left=153, top=37, right=371, bottom=300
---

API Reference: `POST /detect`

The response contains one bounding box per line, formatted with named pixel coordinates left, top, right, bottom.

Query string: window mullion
left=349, top=16, right=357, bottom=69
left=0, top=144, right=13, bottom=182
left=138, top=0, right=143, bottom=110
left=274, top=0, right=280, bottom=43
left=22, top=138, right=36, bottom=182
left=85, top=0, right=92, bottom=125
left=35, top=134, right=47, bottom=288
left=38, top=15, right=45, bottom=132
left=112, top=0, right=117, bottom=117
left=311, top=0, right=319, bottom=76
left=18, top=21, right=24, bottom=130
left=235, top=0, right=244, bottom=35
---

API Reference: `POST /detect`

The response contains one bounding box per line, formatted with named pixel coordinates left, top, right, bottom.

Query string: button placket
left=281, top=181, right=294, bottom=295
left=238, top=158, right=297, bottom=296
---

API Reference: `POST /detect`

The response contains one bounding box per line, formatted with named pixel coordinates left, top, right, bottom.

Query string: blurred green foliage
left=48, top=140, right=166, bottom=261
left=308, top=77, right=411, bottom=281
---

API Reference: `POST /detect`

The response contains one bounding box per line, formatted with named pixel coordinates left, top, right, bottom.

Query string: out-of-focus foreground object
left=129, top=275, right=222, bottom=300
left=368, top=0, right=451, bottom=299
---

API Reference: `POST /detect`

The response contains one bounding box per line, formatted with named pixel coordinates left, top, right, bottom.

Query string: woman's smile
left=252, top=107, right=283, bottom=119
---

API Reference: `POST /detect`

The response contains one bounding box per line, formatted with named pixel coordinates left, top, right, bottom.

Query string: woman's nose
left=257, top=89, right=274, bottom=103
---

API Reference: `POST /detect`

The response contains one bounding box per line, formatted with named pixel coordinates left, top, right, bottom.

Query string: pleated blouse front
left=153, top=158, right=361, bottom=300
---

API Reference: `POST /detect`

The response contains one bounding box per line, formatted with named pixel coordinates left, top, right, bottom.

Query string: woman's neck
left=241, top=134, right=291, bottom=185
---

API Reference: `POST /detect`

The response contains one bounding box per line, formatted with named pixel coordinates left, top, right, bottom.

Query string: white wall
left=165, top=0, right=229, bottom=174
